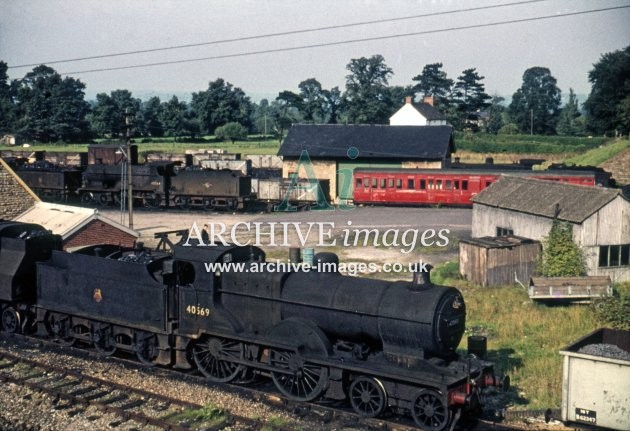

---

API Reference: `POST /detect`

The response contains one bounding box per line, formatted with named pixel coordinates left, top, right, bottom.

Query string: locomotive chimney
left=411, top=263, right=434, bottom=290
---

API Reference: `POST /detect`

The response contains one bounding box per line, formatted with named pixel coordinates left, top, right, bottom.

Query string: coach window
left=445, top=180, right=452, bottom=190
left=380, top=178, right=386, bottom=189
left=454, top=180, right=460, bottom=190
left=462, top=180, right=468, bottom=190
left=388, top=179, right=394, bottom=188
left=407, top=179, right=414, bottom=189
left=364, top=178, right=369, bottom=188
left=436, top=179, right=443, bottom=190
left=372, top=178, right=378, bottom=188
left=428, top=180, right=434, bottom=189
left=420, top=179, right=426, bottom=190
left=355, top=178, right=362, bottom=188
left=396, top=179, right=402, bottom=189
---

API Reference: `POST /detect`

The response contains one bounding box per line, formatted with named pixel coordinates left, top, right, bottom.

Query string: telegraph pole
left=125, top=110, right=134, bottom=230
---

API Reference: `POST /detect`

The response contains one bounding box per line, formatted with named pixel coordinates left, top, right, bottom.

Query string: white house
left=389, top=96, right=448, bottom=126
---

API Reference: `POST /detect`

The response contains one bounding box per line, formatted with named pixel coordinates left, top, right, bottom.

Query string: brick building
left=14, top=202, right=139, bottom=250
left=0, top=157, right=40, bottom=219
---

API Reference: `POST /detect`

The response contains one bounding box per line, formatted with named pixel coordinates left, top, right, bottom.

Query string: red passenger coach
left=352, top=167, right=606, bottom=207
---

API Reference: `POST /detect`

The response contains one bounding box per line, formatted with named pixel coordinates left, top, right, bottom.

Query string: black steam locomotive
left=0, top=222, right=503, bottom=430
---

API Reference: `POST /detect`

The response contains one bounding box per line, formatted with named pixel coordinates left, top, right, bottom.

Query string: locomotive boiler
left=0, top=222, right=504, bottom=431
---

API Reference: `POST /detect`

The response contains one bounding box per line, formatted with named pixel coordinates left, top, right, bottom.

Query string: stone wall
left=0, top=159, right=39, bottom=219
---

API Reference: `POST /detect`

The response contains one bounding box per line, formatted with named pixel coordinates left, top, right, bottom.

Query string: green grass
left=9, top=136, right=282, bottom=156
left=435, top=261, right=604, bottom=411
left=162, top=404, right=227, bottom=428
left=563, top=138, right=630, bottom=166
left=455, top=132, right=610, bottom=154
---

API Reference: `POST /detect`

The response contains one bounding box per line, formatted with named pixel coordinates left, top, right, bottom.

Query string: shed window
left=496, top=227, right=514, bottom=236
left=599, top=244, right=630, bottom=267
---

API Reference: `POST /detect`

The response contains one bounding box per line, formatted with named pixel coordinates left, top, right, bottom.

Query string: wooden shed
left=529, top=276, right=612, bottom=303
left=459, top=235, right=541, bottom=287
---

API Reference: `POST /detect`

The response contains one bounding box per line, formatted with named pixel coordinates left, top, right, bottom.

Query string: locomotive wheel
left=192, top=336, right=244, bottom=382
left=203, top=198, right=215, bottom=211
left=1, top=307, right=21, bottom=333
left=97, top=193, right=109, bottom=206
left=348, top=376, right=387, bottom=418
left=135, top=332, right=159, bottom=366
left=410, top=389, right=450, bottom=431
left=270, top=349, right=329, bottom=401
left=45, top=313, right=75, bottom=347
left=146, top=194, right=162, bottom=209
left=80, top=192, right=94, bottom=204
left=91, top=324, right=116, bottom=356
left=175, top=196, right=191, bottom=210
left=268, top=319, right=331, bottom=402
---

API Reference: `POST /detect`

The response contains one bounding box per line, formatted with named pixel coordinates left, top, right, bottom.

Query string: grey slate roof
left=414, top=103, right=447, bottom=121
left=472, top=176, right=624, bottom=223
left=278, top=124, right=454, bottom=159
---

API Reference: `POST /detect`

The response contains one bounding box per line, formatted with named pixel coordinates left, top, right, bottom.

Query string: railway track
left=0, top=333, right=533, bottom=431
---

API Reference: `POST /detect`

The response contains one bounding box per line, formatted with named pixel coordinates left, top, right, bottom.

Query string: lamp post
left=125, top=110, right=133, bottom=230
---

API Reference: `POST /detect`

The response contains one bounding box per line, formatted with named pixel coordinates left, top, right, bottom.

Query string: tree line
left=0, top=45, right=628, bottom=143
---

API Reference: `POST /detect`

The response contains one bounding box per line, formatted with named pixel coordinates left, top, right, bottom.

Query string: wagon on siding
left=559, top=328, right=630, bottom=431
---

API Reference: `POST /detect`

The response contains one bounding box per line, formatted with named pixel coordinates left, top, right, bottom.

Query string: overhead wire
left=51, top=4, right=629, bottom=76
left=8, top=0, right=554, bottom=69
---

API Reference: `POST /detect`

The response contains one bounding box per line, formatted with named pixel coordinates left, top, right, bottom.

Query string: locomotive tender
left=0, top=221, right=504, bottom=430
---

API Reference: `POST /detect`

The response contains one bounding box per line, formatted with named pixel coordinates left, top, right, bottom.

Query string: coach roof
left=278, top=124, right=454, bottom=160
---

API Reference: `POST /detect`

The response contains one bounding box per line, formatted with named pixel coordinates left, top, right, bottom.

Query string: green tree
left=271, top=95, right=300, bottom=142
left=215, top=122, right=248, bottom=143
left=298, top=78, right=325, bottom=123
left=508, top=67, right=561, bottom=135
left=557, top=89, right=584, bottom=136
left=140, top=96, right=164, bottom=137
left=411, top=63, right=453, bottom=110
left=321, top=86, right=343, bottom=124
left=485, top=95, right=506, bottom=134
left=159, top=96, right=190, bottom=141
left=452, top=68, right=490, bottom=130
left=0, top=61, right=15, bottom=135
left=343, top=54, right=394, bottom=124
left=538, top=221, right=586, bottom=277
left=13, top=65, right=90, bottom=142
left=191, top=78, right=252, bottom=134
left=88, top=89, right=141, bottom=137
left=584, top=45, right=630, bottom=135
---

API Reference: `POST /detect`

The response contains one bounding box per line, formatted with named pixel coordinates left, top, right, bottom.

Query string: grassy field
left=6, top=133, right=617, bottom=160
left=434, top=262, right=628, bottom=412
left=563, top=138, right=630, bottom=166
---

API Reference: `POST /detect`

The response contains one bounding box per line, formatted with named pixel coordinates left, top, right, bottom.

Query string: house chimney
left=423, top=95, right=434, bottom=106
left=405, top=96, right=413, bottom=105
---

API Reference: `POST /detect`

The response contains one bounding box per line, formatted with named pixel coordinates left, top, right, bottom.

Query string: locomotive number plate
left=185, top=305, right=210, bottom=317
